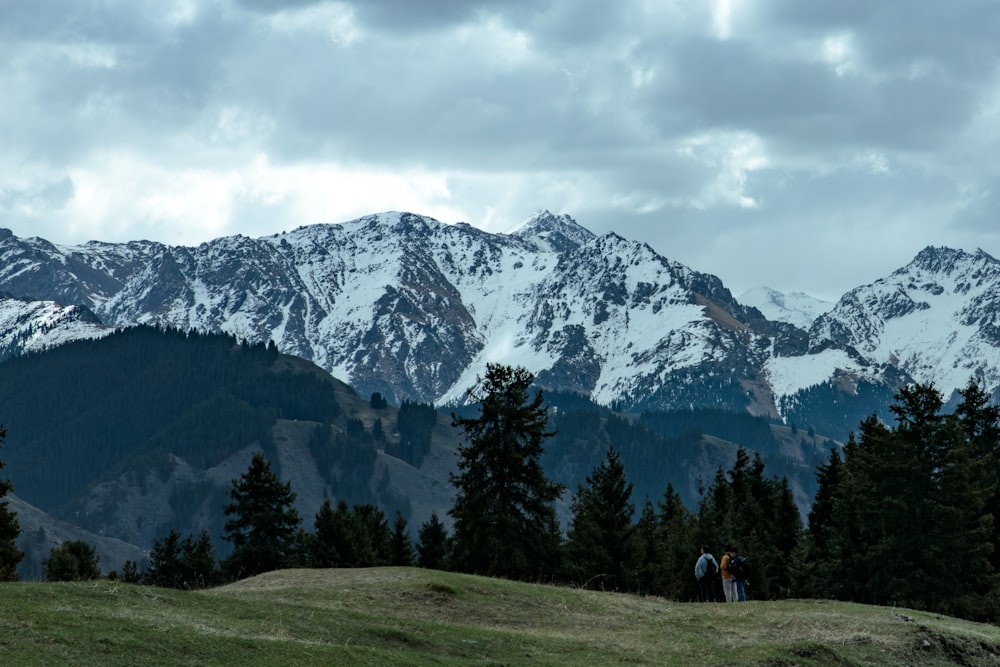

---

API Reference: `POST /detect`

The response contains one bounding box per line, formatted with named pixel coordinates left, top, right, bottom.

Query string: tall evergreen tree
left=931, top=382, right=997, bottom=618
left=390, top=510, right=415, bottom=566
left=350, top=504, right=392, bottom=567
left=629, top=498, right=664, bottom=595
left=0, top=425, right=22, bottom=581
left=793, top=447, right=843, bottom=598
left=222, top=452, right=302, bottom=580
left=953, top=381, right=1000, bottom=576
left=563, top=445, right=636, bottom=591
left=311, top=498, right=347, bottom=568
left=658, top=483, right=698, bottom=600
left=449, top=364, right=565, bottom=579
left=146, top=529, right=185, bottom=588
left=416, top=511, right=449, bottom=570
left=181, top=530, right=219, bottom=589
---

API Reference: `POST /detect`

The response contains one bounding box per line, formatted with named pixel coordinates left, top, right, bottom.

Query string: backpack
left=703, top=556, right=717, bottom=578
left=728, top=554, right=750, bottom=580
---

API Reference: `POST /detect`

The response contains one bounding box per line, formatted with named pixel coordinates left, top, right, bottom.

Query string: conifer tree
left=350, top=504, right=392, bottom=566
left=762, top=476, right=803, bottom=597
left=563, top=445, right=636, bottom=591
left=793, top=447, right=843, bottom=598
left=0, top=425, right=22, bottom=581
left=222, top=452, right=302, bottom=579
left=630, top=498, right=664, bottom=595
left=932, top=382, right=997, bottom=618
left=181, top=530, right=219, bottom=589
left=449, top=364, right=564, bottom=579
left=416, top=511, right=449, bottom=570
left=146, top=529, right=185, bottom=588
left=44, top=540, right=99, bottom=581
left=953, top=381, right=1000, bottom=575
left=390, top=510, right=415, bottom=566
left=656, top=483, right=698, bottom=600
left=311, top=498, right=346, bottom=568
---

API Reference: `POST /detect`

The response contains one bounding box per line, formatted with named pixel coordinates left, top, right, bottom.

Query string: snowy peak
left=509, top=210, right=596, bottom=253
left=0, top=295, right=110, bottom=360
left=904, top=245, right=999, bottom=277
left=811, top=245, right=1000, bottom=398
left=740, top=287, right=834, bottom=331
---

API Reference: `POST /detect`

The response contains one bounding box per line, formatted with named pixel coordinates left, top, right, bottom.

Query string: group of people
left=694, top=544, right=748, bottom=602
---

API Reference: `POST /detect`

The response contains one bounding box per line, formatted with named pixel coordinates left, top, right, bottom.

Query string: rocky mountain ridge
left=1, top=214, right=997, bottom=437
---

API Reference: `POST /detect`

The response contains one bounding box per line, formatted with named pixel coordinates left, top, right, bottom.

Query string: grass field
left=2, top=567, right=1000, bottom=665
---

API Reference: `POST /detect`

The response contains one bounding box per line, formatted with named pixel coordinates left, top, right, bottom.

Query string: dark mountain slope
left=0, top=326, right=339, bottom=514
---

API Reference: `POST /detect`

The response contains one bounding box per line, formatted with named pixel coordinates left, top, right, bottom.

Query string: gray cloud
left=2, top=0, right=1000, bottom=299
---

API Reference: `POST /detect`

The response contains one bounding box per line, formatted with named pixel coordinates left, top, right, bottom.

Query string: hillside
left=1, top=568, right=998, bottom=665
left=0, top=326, right=461, bottom=575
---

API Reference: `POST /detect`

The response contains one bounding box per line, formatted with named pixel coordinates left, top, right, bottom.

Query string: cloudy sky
left=3, top=0, right=1000, bottom=301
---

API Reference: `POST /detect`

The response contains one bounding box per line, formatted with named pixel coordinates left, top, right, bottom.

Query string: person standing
left=694, top=545, right=718, bottom=602
left=729, top=548, right=750, bottom=602
left=720, top=544, right=736, bottom=602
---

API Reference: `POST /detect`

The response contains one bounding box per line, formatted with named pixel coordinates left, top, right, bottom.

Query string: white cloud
left=677, top=132, right=769, bottom=209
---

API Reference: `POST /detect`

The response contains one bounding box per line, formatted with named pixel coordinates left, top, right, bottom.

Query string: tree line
left=3, top=363, right=1000, bottom=623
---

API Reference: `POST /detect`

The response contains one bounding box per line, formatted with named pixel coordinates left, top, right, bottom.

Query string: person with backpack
left=694, top=545, right=718, bottom=602
left=727, top=547, right=751, bottom=602
left=720, top=544, right=736, bottom=602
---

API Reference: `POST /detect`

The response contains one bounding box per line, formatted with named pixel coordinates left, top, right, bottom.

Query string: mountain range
left=0, top=212, right=944, bottom=435
left=4, top=212, right=998, bottom=440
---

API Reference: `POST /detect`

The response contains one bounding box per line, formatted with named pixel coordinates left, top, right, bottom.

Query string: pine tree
left=764, top=476, right=803, bottom=597
left=794, top=447, right=843, bottom=598
left=390, top=510, right=415, bottom=566
left=311, top=498, right=346, bottom=568
left=417, top=511, right=449, bottom=570
left=657, top=483, right=697, bottom=600
left=146, top=529, right=185, bottom=588
left=222, top=452, right=302, bottom=580
left=351, top=504, right=392, bottom=567
left=44, top=540, right=100, bottom=581
left=563, top=445, right=636, bottom=591
left=120, top=560, right=141, bottom=584
left=629, top=498, right=663, bottom=595
left=181, top=530, right=218, bottom=589
left=0, top=425, right=22, bottom=581
left=953, top=381, right=1000, bottom=575
left=449, top=364, right=564, bottom=579
left=934, top=382, right=997, bottom=618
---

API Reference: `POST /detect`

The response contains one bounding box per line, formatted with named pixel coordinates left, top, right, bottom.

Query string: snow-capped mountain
left=810, top=246, right=1000, bottom=401
left=0, top=294, right=109, bottom=360
left=739, top=287, right=834, bottom=331
left=0, top=212, right=928, bottom=437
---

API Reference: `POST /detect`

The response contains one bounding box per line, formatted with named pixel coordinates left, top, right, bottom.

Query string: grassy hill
left=2, top=568, right=1000, bottom=666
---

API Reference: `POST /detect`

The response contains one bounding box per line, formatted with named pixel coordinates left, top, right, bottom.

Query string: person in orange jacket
left=720, top=544, right=737, bottom=602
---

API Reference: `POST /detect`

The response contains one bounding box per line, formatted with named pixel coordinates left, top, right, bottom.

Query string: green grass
left=2, top=568, right=1000, bottom=665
